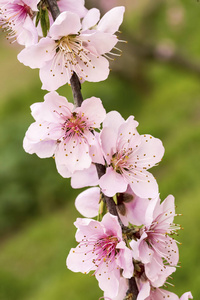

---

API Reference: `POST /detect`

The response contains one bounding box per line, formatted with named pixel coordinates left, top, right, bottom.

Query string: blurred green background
left=0, top=0, right=200, bottom=299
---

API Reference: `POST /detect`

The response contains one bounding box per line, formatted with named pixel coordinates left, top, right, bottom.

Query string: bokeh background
left=0, top=0, right=200, bottom=299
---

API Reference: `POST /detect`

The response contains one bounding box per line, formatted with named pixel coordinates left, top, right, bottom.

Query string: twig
left=47, top=1, right=138, bottom=298
left=125, top=278, right=139, bottom=300
left=46, top=0, right=60, bottom=20
left=70, top=72, right=84, bottom=107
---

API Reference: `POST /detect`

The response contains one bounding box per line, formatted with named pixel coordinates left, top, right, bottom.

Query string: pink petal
left=97, top=6, right=125, bottom=34
left=17, top=37, right=55, bottom=69
left=78, top=96, right=106, bottom=128
left=157, top=194, right=175, bottom=227
left=71, top=164, right=99, bottom=189
left=17, top=15, right=38, bottom=46
left=24, top=121, right=63, bottom=141
left=101, top=213, right=122, bottom=239
left=151, top=288, right=179, bottom=300
left=82, top=8, right=100, bottom=31
left=132, top=134, right=165, bottom=169
left=89, top=132, right=105, bottom=164
left=100, top=127, right=118, bottom=164
left=55, top=163, right=72, bottom=178
left=137, top=280, right=151, bottom=300
left=117, top=116, right=139, bottom=150
left=30, top=102, right=44, bottom=121
left=106, top=277, right=128, bottom=300
left=23, top=0, right=39, bottom=11
left=40, top=55, right=70, bottom=91
left=129, top=171, right=159, bottom=198
left=120, top=194, right=150, bottom=226
left=49, top=11, right=81, bottom=39
left=75, top=187, right=100, bottom=218
left=145, top=255, right=176, bottom=287
left=23, top=136, right=57, bottom=158
left=103, top=111, right=125, bottom=131
left=180, top=292, right=193, bottom=300
left=144, top=196, right=160, bottom=227
left=66, top=245, right=95, bottom=273
left=58, top=0, right=87, bottom=18
left=99, top=167, right=128, bottom=197
left=82, top=31, right=118, bottom=55
left=75, top=53, right=110, bottom=82
left=75, top=218, right=105, bottom=241
left=42, top=91, right=73, bottom=123
left=55, top=138, right=91, bottom=174
left=96, top=264, right=120, bottom=298
left=116, top=244, right=133, bottom=278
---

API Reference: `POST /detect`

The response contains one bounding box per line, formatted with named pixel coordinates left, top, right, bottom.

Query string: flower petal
left=40, top=55, right=70, bottom=91
left=82, top=31, right=118, bottom=55
left=132, top=134, right=165, bottom=169
left=82, top=8, right=100, bottom=31
left=100, top=127, right=118, bottom=164
left=103, top=110, right=125, bottom=131
left=78, top=96, right=106, bottom=128
left=17, top=37, right=55, bottom=69
left=76, top=53, right=110, bottom=82
left=75, top=187, right=100, bottom=218
left=55, top=138, right=91, bottom=174
left=97, top=6, right=125, bottom=34
left=23, top=136, right=57, bottom=158
left=71, top=163, right=99, bottom=188
left=99, top=167, right=128, bottom=197
left=129, top=171, right=159, bottom=198
left=58, top=0, right=87, bottom=18
left=180, top=292, right=193, bottom=300
left=49, top=11, right=81, bottom=39
left=17, top=15, right=38, bottom=46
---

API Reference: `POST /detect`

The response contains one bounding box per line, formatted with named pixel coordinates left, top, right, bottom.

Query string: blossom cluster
left=0, top=0, right=193, bottom=299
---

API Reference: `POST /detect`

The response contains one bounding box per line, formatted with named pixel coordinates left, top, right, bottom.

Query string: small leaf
left=40, top=7, right=50, bottom=37
left=35, top=10, right=41, bottom=27
left=44, top=7, right=50, bottom=30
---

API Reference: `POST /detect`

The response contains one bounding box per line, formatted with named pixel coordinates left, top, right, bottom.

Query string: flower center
left=63, top=112, right=87, bottom=138
left=0, top=2, right=32, bottom=39
left=58, top=35, right=81, bottom=54
left=111, top=150, right=131, bottom=173
left=92, top=236, right=119, bottom=268
left=52, top=34, right=97, bottom=79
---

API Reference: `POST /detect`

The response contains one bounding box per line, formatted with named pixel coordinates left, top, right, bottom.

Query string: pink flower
left=0, top=0, right=39, bottom=46
left=99, top=111, right=165, bottom=198
left=66, top=213, right=133, bottom=298
left=130, top=195, right=179, bottom=272
left=18, top=7, right=125, bottom=91
left=23, top=91, right=106, bottom=177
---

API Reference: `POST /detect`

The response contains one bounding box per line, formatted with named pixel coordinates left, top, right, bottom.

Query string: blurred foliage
left=0, top=0, right=200, bottom=299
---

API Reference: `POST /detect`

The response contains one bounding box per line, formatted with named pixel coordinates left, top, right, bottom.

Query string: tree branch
left=46, top=0, right=60, bottom=20
left=126, top=278, right=139, bottom=300
left=70, top=72, right=84, bottom=107
left=46, top=1, right=138, bottom=298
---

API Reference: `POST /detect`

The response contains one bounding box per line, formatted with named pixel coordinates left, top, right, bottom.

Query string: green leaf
left=35, top=10, right=41, bottom=27
left=44, top=7, right=50, bottom=30
left=40, top=7, right=50, bottom=37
